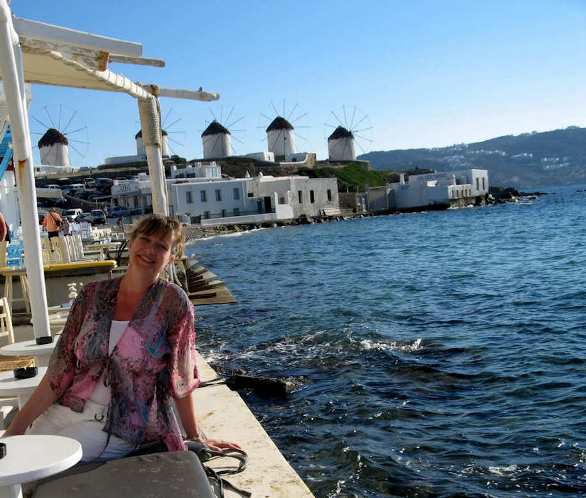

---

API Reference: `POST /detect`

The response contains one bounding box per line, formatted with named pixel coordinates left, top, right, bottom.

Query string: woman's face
left=128, top=230, right=175, bottom=278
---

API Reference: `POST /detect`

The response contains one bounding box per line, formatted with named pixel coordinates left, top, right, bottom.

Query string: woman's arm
left=0, top=213, right=7, bottom=242
left=4, top=374, right=58, bottom=436
left=174, top=390, right=241, bottom=452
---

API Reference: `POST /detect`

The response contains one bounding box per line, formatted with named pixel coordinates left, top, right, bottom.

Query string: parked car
left=75, top=212, right=93, bottom=223
left=63, top=208, right=83, bottom=221
left=108, top=206, right=130, bottom=218
left=90, top=209, right=107, bottom=225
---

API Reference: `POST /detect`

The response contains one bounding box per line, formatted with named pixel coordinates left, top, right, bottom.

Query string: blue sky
left=12, top=0, right=586, bottom=166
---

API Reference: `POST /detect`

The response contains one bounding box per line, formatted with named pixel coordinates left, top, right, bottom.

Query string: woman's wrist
left=186, top=430, right=206, bottom=442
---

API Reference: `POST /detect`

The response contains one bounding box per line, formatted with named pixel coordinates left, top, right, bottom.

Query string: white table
left=0, top=435, right=82, bottom=498
left=0, top=367, right=47, bottom=408
left=0, top=340, right=56, bottom=367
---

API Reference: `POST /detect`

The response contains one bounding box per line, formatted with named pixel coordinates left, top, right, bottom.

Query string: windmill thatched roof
left=38, top=128, right=68, bottom=148
left=328, top=126, right=354, bottom=140
left=201, top=120, right=231, bottom=137
left=266, top=116, right=294, bottom=132
left=135, top=129, right=168, bottom=139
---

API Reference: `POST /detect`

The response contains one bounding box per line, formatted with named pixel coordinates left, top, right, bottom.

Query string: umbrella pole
left=0, top=0, right=50, bottom=339
left=138, top=95, right=168, bottom=216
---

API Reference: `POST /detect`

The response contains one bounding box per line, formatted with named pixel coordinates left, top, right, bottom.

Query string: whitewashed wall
left=202, top=133, right=231, bottom=159
left=267, top=129, right=295, bottom=157
left=328, top=137, right=356, bottom=161
left=39, top=143, right=70, bottom=167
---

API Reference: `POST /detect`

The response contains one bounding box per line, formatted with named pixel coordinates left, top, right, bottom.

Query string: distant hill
left=358, top=126, right=586, bottom=188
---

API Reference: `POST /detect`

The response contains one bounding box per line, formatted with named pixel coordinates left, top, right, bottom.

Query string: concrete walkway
left=6, top=324, right=315, bottom=498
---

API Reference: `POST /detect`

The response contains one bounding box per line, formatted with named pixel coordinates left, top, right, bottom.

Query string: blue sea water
left=187, top=187, right=586, bottom=498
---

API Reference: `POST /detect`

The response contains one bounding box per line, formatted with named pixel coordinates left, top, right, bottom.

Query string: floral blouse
left=46, top=276, right=199, bottom=451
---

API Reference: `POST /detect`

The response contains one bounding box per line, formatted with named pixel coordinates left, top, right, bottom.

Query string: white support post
left=138, top=95, right=168, bottom=216
left=0, top=0, right=50, bottom=338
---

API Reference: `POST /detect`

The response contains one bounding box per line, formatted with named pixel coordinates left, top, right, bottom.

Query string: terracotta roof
left=38, top=128, right=68, bottom=147
left=328, top=126, right=354, bottom=140
left=201, top=120, right=231, bottom=137
left=266, top=116, right=294, bottom=132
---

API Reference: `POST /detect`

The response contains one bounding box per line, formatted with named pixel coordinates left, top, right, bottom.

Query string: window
left=233, top=208, right=240, bottom=216
left=310, top=190, right=315, bottom=204
left=186, top=191, right=193, bottom=204
left=204, top=211, right=210, bottom=219
left=327, top=189, right=332, bottom=202
left=476, top=178, right=480, bottom=190
left=279, top=196, right=286, bottom=204
left=482, top=177, right=486, bottom=190
left=298, top=190, right=303, bottom=203
left=221, top=209, right=226, bottom=218
left=247, top=192, right=254, bottom=198
left=200, top=190, right=207, bottom=202
left=233, top=188, right=240, bottom=200
left=215, top=189, right=222, bottom=201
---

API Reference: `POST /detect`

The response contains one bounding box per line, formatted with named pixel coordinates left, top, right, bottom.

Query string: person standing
left=42, top=208, right=62, bottom=238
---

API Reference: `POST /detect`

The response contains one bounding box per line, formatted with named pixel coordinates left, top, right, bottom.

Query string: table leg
left=18, top=276, right=30, bottom=314
left=34, top=355, right=51, bottom=368
left=3, top=275, right=12, bottom=316
left=0, top=484, right=23, bottom=498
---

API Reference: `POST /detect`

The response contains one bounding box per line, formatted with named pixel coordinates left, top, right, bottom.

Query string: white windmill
left=135, top=107, right=185, bottom=158
left=31, top=104, right=89, bottom=166
left=260, top=100, right=309, bottom=160
left=200, top=107, right=244, bottom=159
left=325, top=106, right=372, bottom=162
left=202, top=120, right=231, bottom=159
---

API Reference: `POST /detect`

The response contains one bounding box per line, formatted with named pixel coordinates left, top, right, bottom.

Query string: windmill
left=31, top=104, right=89, bottom=166
left=136, top=106, right=185, bottom=158
left=259, top=100, right=309, bottom=160
left=325, top=106, right=372, bottom=161
left=200, top=106, right=244, bottom=159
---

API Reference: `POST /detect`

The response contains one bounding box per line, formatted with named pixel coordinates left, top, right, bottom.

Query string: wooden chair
left=0, top=296, right=14, bottom=344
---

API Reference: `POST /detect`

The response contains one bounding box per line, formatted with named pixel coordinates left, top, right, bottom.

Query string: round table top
left=0, top=435, right=82, bottom=486
left=0, top=339, right=56, bottom=357
left=0, top=367, right=47, bottom=396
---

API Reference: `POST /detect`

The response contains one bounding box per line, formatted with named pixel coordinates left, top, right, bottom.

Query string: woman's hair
left=129, top=214, right=184, bottom=257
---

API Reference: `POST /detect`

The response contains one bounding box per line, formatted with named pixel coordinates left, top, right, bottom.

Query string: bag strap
left=185, top=440, right=251, bottom=498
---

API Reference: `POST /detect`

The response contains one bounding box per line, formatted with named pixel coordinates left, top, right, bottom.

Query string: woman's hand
left=202, top=437, right=242, bottom=452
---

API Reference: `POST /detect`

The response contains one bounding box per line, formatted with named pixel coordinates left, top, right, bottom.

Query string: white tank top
left=88, top=320, right=129, bottom=406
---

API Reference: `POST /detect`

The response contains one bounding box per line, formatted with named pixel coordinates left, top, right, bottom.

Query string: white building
left=110, top=163, right=222, bottom=214
left=328, top=126, right=356, bottom=161
left=201, top=120, right=231, bottom=159
left=111, top=169, right=340, bottom=226
left=170, top=174, right=339, bottom=226
left=266, top=116, right=295, bottom=158
left=38, top=128, right=70, bottom=167
left=367, top=169, right=489, bottom=212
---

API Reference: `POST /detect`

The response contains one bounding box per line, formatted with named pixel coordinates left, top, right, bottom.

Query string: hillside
left=358, top=126, right=586, bottom=188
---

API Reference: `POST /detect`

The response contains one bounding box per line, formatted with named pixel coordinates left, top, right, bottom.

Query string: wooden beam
left=109, top=54, right=165, bottom=68
left=13, top=17, right=142, bottom=57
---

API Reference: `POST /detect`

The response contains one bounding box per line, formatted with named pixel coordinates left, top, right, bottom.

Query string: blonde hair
left=129, top=214, right=184, bottom=257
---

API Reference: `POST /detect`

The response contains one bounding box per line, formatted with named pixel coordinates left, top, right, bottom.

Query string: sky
left=11, top=0, right=586, bottom=167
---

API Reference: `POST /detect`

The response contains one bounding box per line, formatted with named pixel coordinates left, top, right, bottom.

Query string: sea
left=187, top=186, right=586, bottom=498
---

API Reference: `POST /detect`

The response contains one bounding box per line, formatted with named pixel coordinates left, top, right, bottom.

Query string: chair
left=0, top=296, right=14, bottom=344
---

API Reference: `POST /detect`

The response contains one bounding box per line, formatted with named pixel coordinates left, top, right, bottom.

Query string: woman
left=5, top=214, right=239, bottom=460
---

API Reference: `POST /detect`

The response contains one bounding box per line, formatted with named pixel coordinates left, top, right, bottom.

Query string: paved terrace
left=5, top=324, right=315, bottom=498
